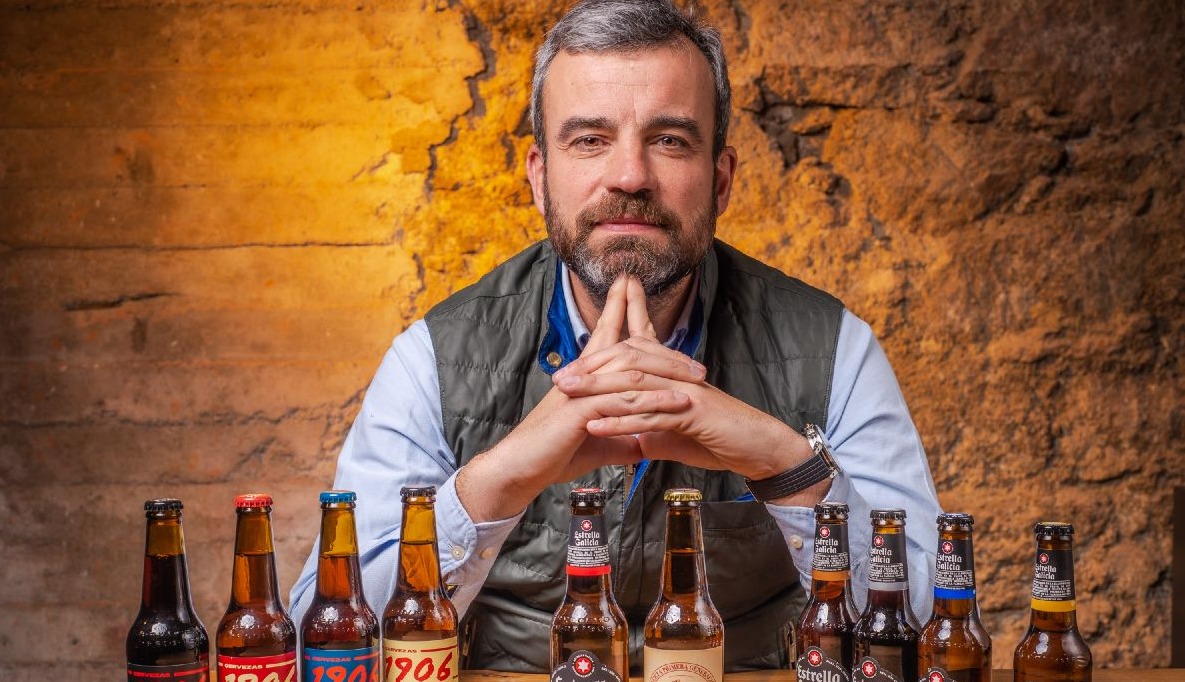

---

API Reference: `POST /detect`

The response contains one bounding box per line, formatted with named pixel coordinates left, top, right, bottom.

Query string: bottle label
left=550, top=649, right=623, bottom=682
left=812, top=521, right=851, bottom=576
left=855, top=652, right=906, bottom=681
left=567, top=514, right=611, bottom=576
left=1030, top=547, right=1075, bottom=611
left=128, top=659, right=210, bottom=682
left=382, top=638, right=458, bottom=682
left=933, top=537, right=976, bottom=599
left=302, top=646, right=379, bottom=682
left=921, top=668, right=956, bottom=682
left=218, top=652, right=297, bottom=682
left=797, top=645, right=848, bottom=681
left=643, top=646, right=723, bottom=682
left=867, top=532, right=909, bottom=591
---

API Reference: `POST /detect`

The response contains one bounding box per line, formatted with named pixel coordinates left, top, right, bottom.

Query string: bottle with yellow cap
left=643, top=488, right=723, bottom=682
left=216, top=493, right=297, bottom=681
left=1013, top=522, right=1091, bottom=681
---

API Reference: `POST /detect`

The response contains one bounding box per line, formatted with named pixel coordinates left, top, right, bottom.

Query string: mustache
left=575, top=194, right=680, bottom=233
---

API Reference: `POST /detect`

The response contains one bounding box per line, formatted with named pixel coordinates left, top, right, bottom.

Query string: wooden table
left=463, top=668, right=1185, bottom=681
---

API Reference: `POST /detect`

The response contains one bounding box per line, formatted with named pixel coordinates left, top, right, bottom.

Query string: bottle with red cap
left=126, top=498, right=210, bottom=682
left=216, top=493, right=297, bottom=681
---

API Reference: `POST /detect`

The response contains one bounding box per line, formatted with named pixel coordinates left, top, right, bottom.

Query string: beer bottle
left=382, top=486, right=459, bottom=682
left=1013, top=522, right=1091, bottom=681
left=301, top=490, right=380, bottom=682
left=550, top=488, right=629, bottom=682
left=795, top=502, right=857, bottom=681
left=918, top=513, right=992, bottom=682
left=126, top=498, right=210, bottom=682
left=853, top=508, right=918, bottom=682
left=643, top=488, right=723, bottom=682
left=215, top=493, right=297, bottom=682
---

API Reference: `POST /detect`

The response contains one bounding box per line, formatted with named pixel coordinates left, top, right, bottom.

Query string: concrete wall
left=1, top=0, right=1181, bottom=677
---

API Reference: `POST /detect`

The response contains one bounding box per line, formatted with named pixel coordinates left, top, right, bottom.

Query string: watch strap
left=745, top=424, right=838, bottom=502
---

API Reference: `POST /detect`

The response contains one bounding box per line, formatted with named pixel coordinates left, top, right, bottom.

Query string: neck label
left=567, top=514, right=610, bottom=576
left=933, top=537, right=976, bottom=599
left=867, top=532, right=909, bottom=591
left=1031, top=547, right=1075, bottom=610
left=811, top=522, right=850, bottom=574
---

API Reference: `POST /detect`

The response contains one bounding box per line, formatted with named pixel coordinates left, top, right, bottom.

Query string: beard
left=545, top=184, right=716, bottom=307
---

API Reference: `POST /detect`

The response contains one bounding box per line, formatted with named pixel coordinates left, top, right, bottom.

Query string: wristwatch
left=744, top=423, right=840, bottom=502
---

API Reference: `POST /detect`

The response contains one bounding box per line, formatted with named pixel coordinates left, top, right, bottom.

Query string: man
left=290, top=0, right=941, bottom=671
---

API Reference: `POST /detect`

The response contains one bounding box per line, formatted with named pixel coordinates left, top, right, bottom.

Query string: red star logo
left=573, top=655, right=594, bottom=676
left=862, top=660, right=877, bottom=678
left=580, top=520, right=593, bottom=532
left=819, top=526, right=830, bottom=538
left=873, top=535, right=884, bottom=547
left=930, top=672, right=945, bottom=682
left=807, top=650, right=822, bottom=666
left=1039, top=553, right=1050, bottom=565
left=941, top=541, right=953, bottom=554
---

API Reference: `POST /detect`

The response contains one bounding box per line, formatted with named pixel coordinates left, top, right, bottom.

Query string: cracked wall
left=0, top=0, right=1182, bottom=677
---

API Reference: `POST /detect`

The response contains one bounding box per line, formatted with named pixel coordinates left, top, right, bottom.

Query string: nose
left=604, top=140, right=656, bottom=196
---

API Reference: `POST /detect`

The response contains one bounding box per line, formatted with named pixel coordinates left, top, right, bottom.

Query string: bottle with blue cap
left=300, top=490, right=380, bottom=681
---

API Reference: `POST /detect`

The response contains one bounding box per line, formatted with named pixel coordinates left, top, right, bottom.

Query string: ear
left=526, top=142, right=546, bottom=216
left=713, top=146, right=739, bottom=215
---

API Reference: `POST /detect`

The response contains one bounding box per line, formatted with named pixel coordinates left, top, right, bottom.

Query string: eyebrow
left=555, top=115, right=706, bottom=145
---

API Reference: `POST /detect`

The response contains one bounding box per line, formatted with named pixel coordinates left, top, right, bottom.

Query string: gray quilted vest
left=425, top=239, right=843, bottom=672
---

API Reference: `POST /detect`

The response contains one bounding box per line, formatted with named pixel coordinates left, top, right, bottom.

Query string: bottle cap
left=400, top=485, right=437, bottom=502
left=663, top=487, right=702, bottom=503
left=235, top=493, right=273, bottom=509
left=815, top=502, right=849, bottom=519
left=319, top=490, right=356, bottom=505
left=570, top=487, right=606, bottom=507
left=938, top=512, right=973, bottom=526
left=1034, top=521, right=1074, bottom=539
left=870, top=508, right=906, bottom=521
left=144, top=498, right=183, bottom=513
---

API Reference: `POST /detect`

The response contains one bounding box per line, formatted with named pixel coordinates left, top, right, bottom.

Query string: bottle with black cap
left=852, top=508, right=918, bottom=682
left=1013, top=522, right=1091, bottom=681
left=918, top=512, right=992, bottom=682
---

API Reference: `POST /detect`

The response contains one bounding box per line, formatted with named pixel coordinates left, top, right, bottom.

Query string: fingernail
left=559, top=375, right=579, bottom=389
left=690, top=361, right=707, bottom=377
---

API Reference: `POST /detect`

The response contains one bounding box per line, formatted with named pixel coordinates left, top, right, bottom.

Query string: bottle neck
left=809, top=574, right=854, bottom=605
left=396, top=501, right=446, bottom=596
left=140, top=514, right=195, bottom=613
left=316, top=507, right=365, bottom=601
left=932, top=595, right=978, bottom=618
left=1029, top=607, right=1078, bottom=631
left=931, top=528, right=978, bottom=619
left=660, top=506, right=708, bottom=598
left=229, top=508, right=284, bottom=609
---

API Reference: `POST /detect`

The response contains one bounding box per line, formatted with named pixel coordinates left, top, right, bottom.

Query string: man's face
left=527, top=39, right=737, bottom=305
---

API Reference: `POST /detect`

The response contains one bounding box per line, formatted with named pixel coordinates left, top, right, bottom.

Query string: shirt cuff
left=435, top=475, right=523, bottom=600
left=762, top=469, right=857, bottom=588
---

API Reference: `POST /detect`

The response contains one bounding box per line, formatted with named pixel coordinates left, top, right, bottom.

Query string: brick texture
left=1, top=0, right=1182, bottom=676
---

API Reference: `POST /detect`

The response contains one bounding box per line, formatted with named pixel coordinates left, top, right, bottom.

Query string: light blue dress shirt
left=289, top=264, right=943, bottom=631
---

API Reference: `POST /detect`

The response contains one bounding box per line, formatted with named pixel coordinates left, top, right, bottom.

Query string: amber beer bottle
left=918, top=513, right=992, bottom=682
left=795, top=502, right=857, bottom=682
left=216, top=494, right=297, bottom=682
left=550, top=488, right=629, bottom=682
left=127, top=498, right=210, bottom=682
left=1013, top=522, right=1091, bottom=681
left=853, top=509, right=918, bottom=682
left=643, top=488, right=724, bottom=682
left=301, top=491, right=380, bottom=682
left=382, top=486, right=459, bottom=682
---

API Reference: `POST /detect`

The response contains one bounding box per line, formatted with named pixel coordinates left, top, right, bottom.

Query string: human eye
left=655, top=134, right=690, bottom=151
left=572, top=135, right=605, bottom=152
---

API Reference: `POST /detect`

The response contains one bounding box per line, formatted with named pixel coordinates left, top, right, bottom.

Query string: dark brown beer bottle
left=643, top=488, right=723, bottom=682
left=215, top=494, right=297, bottom=682
left=1013, top=522, right=1091, bottom=681
left=853, top=508, right=918, bottom=682
left=918, top=513, right=992, bottom=682
left=301, top=490, right=380, bottom=682
left=550, top=488, right=629, bottom=682
left=127, top=498, right=210, bottom=682
left=795, top=502, right=857, bottom=681
left=382, top=486, right=459, bottom=682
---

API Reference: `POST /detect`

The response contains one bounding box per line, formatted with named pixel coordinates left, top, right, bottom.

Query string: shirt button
left=546, top=351, right=563, bottom=368
left=789, top=535, right=804, bottom=550
left=480, top=547, right=495, bottom=559
left=450, top=545, right=465, bottom=560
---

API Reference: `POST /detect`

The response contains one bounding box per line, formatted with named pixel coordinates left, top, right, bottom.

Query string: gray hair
left=530, top=0, right=731, bottom=159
